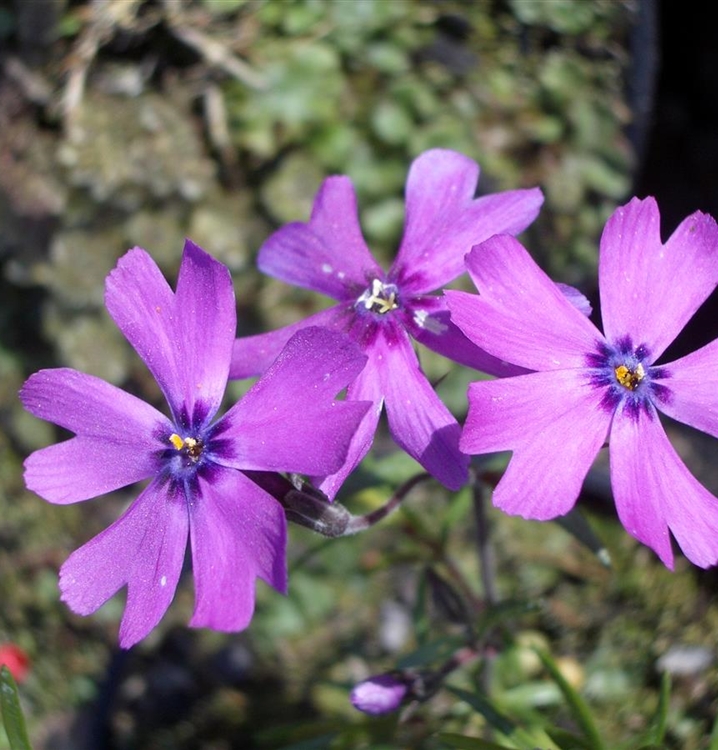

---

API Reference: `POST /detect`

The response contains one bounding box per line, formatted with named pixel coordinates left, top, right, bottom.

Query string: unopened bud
left=350, top=673, right=408, bottom=715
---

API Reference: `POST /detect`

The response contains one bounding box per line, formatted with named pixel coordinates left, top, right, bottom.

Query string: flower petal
left=609, top=406, right=718, bottom=568
left=20, top=368, right=169, bottom=503
left=599, top=197, right=718, bottom=361
left=658, top=338, right=718, bottom=438
left=258, top=176, right=382, bottom=300
left=314, top=344, right=384, bottom=499
left=229, top=305, right=351, bottom=379
left=446, top=236, right=602, bottom=372
left=379, top=325, right=468, bottom=490
left=59, top=480, right=189, bottom=648
left=461, top=370, right=611, bottom=519
left=402, top=295, right=526, bottom=376
left=393, top=149, right=543, bottom=294
left=189, top=468, right=287, bottom=631
left=105, top=241, right=235, bottom=425
left=219, top=327, right=370, bottom=477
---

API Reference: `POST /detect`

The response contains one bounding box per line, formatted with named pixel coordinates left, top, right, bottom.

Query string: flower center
left=169, top=433, right=204, bottom=462
left=614, top=363, right=645, bottom=391
left=357, top=279, right=399, bottom=315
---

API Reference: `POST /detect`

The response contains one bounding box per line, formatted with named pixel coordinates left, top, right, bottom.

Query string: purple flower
left=447, top=197, right=718, bottom=568
left=20, top=241, right=369, bottom=647
left=350, top=673, right=409, bottom=715
left=231, top=149, right=543, bottom=497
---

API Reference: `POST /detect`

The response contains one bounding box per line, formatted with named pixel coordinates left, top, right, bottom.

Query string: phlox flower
left=447, top=197, right=718, bottom=568
left=231, top=149, right=543, bottom=497
left=20, top=240, right=369, bottom=647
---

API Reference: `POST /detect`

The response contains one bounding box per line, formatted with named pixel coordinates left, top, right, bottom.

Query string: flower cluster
left=20, top=149, right=718, bottom=651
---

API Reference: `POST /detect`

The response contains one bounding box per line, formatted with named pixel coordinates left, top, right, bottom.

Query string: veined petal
left=59, top=479, right=189, bottom=648
left=21, top=369, right=169, bottom=503
left=173, top=239, right=236, bottom=423
left=229, top=305, right=351, bottom=379
left=219, top=327, right=370, bottom=477
left=446, top=236, right=602, bottom=372
left=258, top=176, right=382, bottom=299
left=313, top=345, right=384, bottom=500
left=658, top=338, right=718, bottom=438
left=610, top=406, right=718, bottom=568
left=105, top=242, right=235, bottom=426
left=402, top=296, right=526, bottom=376
left=599, top=197, right=718, bottom=361
left=462, top=370, right=611, bottom=519
left=394, top=149, right=543, bottom=294
left=189, top=468, right=287, bottom=631
left=379, top=325, right=468, bottom=490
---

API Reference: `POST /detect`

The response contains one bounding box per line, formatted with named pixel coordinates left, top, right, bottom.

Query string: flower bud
left=350, top=673, right=408, bottom=715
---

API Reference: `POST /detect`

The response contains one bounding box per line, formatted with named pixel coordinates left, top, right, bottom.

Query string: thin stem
left=472, top=475, right=498, bottom=606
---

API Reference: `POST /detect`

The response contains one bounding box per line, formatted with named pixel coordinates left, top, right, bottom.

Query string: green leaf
left=446, top=686, right=517, bottom=738
left=439, top=732, right=518, bottom=750
left=638, top=671, right=670, bottom=746
left=709, top=710, right=718, bottom=750
left=535, top=650, right=605, bottom=750
left=545, top=726, right=595, bottom=750
left=1, top=666, right=33, bottom=750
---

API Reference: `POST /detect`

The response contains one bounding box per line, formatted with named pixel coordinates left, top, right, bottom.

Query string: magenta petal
left=394, top=149, right=543, bottom=294
left=189, top=469, right=287, bottom=631
left=59, top=480, right=189, bottom=648
left=314, top=350, right=383, bottom=500
left=379, top=326, right=468, bottom=490
left=229, top=305, right=351, bottom=379
left=258, top=176, right=381, bottom=299
left=220, top=327, right=370, bottom=476
left=599, top=197, right=718, bottom=361
left=446, top=237, right=602, bottom=371
left=658, top=338, right=718, bottom=438
left=105, top=242, right=235, bottom=424
left=403, top=296, right=526, bottom=376
left=21, top=369, right=169, bottom=503
left=610, top=407, right=718, bottom=569
left=462, top=370, right=611, bottom=519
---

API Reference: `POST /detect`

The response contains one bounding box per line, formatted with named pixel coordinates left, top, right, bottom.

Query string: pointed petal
left=313, top=349, right=384, bottom=500
left=105, top=241, right=235, bottom=425
left=189, top=469, right=287, bottom=632
left=609, top=406, right=718, bottom=568
left=402, top=296, right=526, bottom=376
left=229, top=305, right=351, bottom=379
left=599, top=197, right=718, bottom=360
left=219, top=327, right=370, bottom=477
left=658, top=338, right=718, bottom=438
left=21, top=369, right=169, bottom=503
left=446, top=236, right=602, bottom=371
left=379, top=325, right=468, bottom=490
left=59, top=480, right=189, bottom=648
left=258, top=176, right=381, bottom=299
left=393, top=149, right=543, bottom=294
left=462, top=370, right=611, bottom=519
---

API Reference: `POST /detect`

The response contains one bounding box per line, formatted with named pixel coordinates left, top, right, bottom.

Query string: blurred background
left=1, top=1, right=718, bottom=748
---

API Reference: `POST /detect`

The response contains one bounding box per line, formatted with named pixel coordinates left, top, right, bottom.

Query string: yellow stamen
left=169, top=433, right=184, bottom=451
left=615, top=363, right=645, bottom=390
left=363, top=279, right=398, bottom=314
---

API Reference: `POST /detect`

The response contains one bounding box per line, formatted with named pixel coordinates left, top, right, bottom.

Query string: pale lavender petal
left=402, top=295, right=526, bottom=376
left=314, top=343, right=384, bottom=499
left=218, top=327, right=370, bottom=477
left=462, top=370, right=611, bottom=518
left=610, top=406, right=718, bottom=568
left=556, top=283, right=592, bottom=317
left=658, top=338, right=718, bottom=438
left=446, top=236, right=602, bottom=372
left=106, top=242, right=235, bottom=425
left=379, top=325, right=468, bottom=490
left=258, top=176, right=382, bottom=299
left=229, top=305, right=352, bottom=379
left=189, top=468, right=287, bottom=631
left=599, top=197, right=718, bottom=361
left=59, top=480, right=189, bottom=648
left=21, top=369, right=169, bottom=503
left=394, top=149, right=543, bottom=294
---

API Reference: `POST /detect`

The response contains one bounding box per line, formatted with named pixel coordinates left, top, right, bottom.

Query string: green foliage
left=0, top=668, right=33, bottom=750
